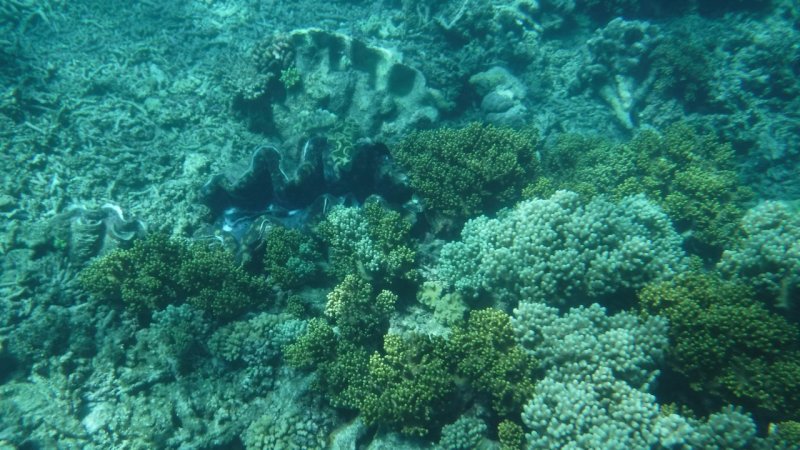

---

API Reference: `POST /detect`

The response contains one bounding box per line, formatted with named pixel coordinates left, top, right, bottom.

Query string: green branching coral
left=536, top=123, right=752, bottom=253
left=262, top=225, right=321, bottom=290
left=315, top=342, right=373, bottom=410
left=498, top=420, right=526, bottom=450
left=287, top=297, right=539, bottom=438
left=316, top=199, right=417, bottom=285
left=180, top=243, right=270, bottom=319
left=359, top=334, right=456, bottom=437
left=324, top=274, right=396, bottom=346
left=285, top=320, right=374, bottom=411
left=639, top=272, right=800, bottom=419
left=391, top=122, right=539, bottom=220
left=284, top=318, right=337, bottom=370
left=447, top=309, right=539, bottom=420
left=773, top=421, right=800, bottom=449
left=284, top=276, right=398, bottom=412
left=80, top=233, right=270, bottom=320
left=651, top=37, right=713, bottom=104
left=80, top=233, right=184, bottom=313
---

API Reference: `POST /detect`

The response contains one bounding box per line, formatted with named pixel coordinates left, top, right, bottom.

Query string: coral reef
left=416, top=280, right=468, bottom=326
left=208, top=312, right=305, bottom=368
left=80, top=233, right=271, bottom=320
left=718, top=200, right=800, bottom=312
left=469, top=66, right=529, bottom=127
left=640, top=272, right=800, bottom=420
left=2, top=0, right=800, bottom=448
left=391, top=122, right=539, bottom=223
left=435, top=190, right=685, bottom=305
left=650, top=35, right=714, bottom=104
left=316, top=199, right=417, bottom=286
left=131, top=304, right=211, bottom=377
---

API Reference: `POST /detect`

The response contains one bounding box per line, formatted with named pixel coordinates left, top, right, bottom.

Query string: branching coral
left=316, top=199, right=417, bottom=286
left=639, top=272, right=800, bottom=420
left=717, top=200, right=800, bottom=312
left=391, top=122, right=539, bottom=221
left=434, top=190, right=685, bottom=305
left=447, top=308, right=539, bottom=420
left=261, top=225, right=321, bottom=290
left=359, top=334, right=456, bottom=437
left=535, top=123, right=753, bottom=253
left=324, top=274, right=397, bottom=346
left=512, top=302, right=669, bottom=390
left=284, top=276, right=398, bottom=413
left=512, top=299, right=767, bottom=449
left=80, top=233, right=270, bottom=320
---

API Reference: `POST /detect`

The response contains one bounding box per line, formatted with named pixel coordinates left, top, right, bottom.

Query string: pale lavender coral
left=522, top=365, right=662, bottom=450
left=512, top=302, right=668, bottom=389
left=513, top=302, right=763, bottom=450
left=434, top=190, right=686, bottom=305
left=717, top=200, right=800, bottom=310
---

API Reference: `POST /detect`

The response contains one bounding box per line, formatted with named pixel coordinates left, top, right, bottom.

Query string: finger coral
left=434, top=190, right=686, bottom=305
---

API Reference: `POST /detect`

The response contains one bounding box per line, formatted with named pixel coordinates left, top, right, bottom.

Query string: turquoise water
left=1, top=1, right=799, bottom=448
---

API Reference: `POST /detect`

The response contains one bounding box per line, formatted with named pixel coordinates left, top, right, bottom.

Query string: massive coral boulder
left=235, top=28, right=441, bottom=151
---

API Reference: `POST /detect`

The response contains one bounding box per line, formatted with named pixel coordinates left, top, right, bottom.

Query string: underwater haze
left=2, top=0, right=800, bottom=448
